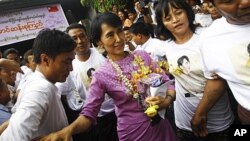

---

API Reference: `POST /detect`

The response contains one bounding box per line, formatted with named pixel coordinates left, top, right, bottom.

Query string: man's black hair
left=32, top=28, right=76, bottom=64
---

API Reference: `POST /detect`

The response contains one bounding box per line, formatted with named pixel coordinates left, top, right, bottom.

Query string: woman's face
left=162, top=5, right=190, bottom=37
left=181, top=58, right=190, bottom=74
left=99, top=23, right=125, bottom=60
left=118, top=11, right=125, bottom=21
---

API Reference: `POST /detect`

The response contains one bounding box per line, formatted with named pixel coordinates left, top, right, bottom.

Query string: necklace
left=109, top=54, right=166, bottom=118
left=108, top=56, right=139, bottom=98
left=108, top=54, right=162, bottom=99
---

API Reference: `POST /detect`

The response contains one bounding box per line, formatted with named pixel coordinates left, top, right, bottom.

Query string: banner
left=0, top=4, right=69, bottom=46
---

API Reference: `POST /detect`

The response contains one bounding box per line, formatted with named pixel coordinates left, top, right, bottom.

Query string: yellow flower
left=144, top=105, right=159, bottom=117
left=173, top=66, right=183, bottom=76
left=158, top=61, right=169, bottom=71
left=246, top=59, right=250, bottom=67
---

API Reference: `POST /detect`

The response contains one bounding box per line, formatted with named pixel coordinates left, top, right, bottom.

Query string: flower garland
left=108, top=54, right=164, bottom=118
left=108, top=57, right=137, bottom=97
left=109, top=55, right=163, bottom=98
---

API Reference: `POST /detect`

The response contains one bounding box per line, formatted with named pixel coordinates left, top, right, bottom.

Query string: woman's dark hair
left=247, top=43, right=250, bottom=54
left=155, top=0, right=196, bottom=41
left=90, top=12, right=122, bottom=45
left=32, top=28, right=76, bottom=64
left=87, top=68, right=95, bottom=78
left=177, top=55, right=189, bottom=67
left=118, top=9, right=129, bottom=20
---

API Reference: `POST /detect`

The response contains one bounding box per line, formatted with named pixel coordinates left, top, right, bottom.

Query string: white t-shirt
left=21, top=65, right=33, bottom=75
left=162, top=29, right=234, bottom=133
left=15, top=65, right=32, bottom=90
left=135, top=37, right=165, bottom=61
left=200, top=17, right=250, bottom=111
left=56, top=71, right=87, bottom=111
left=73, top=48, right=105, bottom=90
left=0, top=71, right=68, bottom=141
left=195, top=13, right=213, bottom=27
left=72, top=48, right=114, bottom=117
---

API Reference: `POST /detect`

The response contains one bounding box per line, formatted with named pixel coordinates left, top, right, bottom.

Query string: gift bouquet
left=109, top=54, right=169, bottom=122
left=137, top=73, right=168, bottom=119
left=129, top=56, right=168, bottom=120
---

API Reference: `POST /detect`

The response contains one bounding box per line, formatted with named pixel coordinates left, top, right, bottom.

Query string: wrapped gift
left=137, top=73, right=163, bottom=95
left=137, top=73, right=169, bottom=119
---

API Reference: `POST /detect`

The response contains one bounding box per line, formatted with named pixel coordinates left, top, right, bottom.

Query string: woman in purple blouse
left=37, top=12, right=176, bottom=141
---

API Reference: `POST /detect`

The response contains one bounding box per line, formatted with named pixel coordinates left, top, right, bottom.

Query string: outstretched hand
left=32, top=129, right=71, bottom=141
left=191, top=113, right=208, bottom=137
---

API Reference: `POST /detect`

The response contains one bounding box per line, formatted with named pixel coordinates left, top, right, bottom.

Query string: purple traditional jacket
left=81, top=50, right=176, bottom=141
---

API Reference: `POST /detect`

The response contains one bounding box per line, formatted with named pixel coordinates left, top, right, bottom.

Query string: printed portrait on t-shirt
left=87, top=68, right=95, bottom=82
left=227, top=42, right=250, bottom=83
left=177, top=55, right=191, bottom=75
left=168, top=54, right=206, bottom=99
left=247, top=43, right=250, bottom=67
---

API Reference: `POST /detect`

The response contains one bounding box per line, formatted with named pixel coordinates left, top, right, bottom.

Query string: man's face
left=27, top=55, right=37, bottom=71
left=46, top=51, right=75, bottom=83
left=213, top=0, right=250, bottom=25
left=207, top=2, right=222, bottom=20
left=135, top=2, right=143, bottom=12
left=0, top=68, right=16, bottom=85
left=68, top=28, right=90, bottom=56
left=7, top=53, right=20, bottom=64
left=131, top=33, right=142, bottom=45
left=124, top=30, right=132, bottom=42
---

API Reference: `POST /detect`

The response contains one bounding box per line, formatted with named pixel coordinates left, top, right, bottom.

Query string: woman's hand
left=145, top=95, right=172, bottom=110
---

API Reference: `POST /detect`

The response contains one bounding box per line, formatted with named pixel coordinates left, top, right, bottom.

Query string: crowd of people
left=0, top=0, right=249, bottom=141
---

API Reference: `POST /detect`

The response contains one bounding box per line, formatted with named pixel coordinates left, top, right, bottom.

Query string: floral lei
left=108, top=54, right=164, bottom=118
left=109, top=54, right=163, bottom=98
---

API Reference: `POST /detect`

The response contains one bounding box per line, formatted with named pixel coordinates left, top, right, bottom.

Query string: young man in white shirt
left=192, top=0, right=250, bottom=136
left=0, top=29, right=76, bottom=141
left=129, top=22, right=165, bottom=61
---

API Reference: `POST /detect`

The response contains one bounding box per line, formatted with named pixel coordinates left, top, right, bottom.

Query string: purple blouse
left=81, top=50, right=176, bottom=141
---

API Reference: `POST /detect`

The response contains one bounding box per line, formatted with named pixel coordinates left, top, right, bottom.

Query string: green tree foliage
left=80, top=0, right=125, bottom=13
